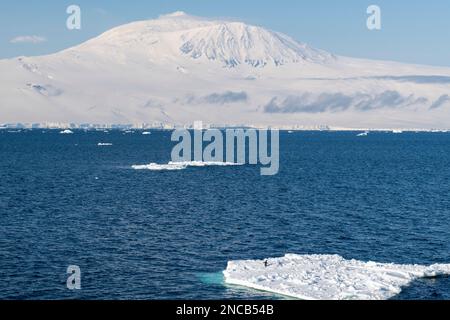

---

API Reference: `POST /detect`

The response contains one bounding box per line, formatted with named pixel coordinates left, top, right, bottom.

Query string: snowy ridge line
left=132, top=161, right=243, bottom=171
left=223, top=254, right=450, bottom=300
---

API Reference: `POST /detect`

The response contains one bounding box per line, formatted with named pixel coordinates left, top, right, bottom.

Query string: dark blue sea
left=1, top=129, right=450, bottom=300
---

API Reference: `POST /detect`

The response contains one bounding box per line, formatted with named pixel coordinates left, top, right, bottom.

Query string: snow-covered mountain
left=2, top=11, right=450, bottom=129
left=77, top=11, right=335, bottom=68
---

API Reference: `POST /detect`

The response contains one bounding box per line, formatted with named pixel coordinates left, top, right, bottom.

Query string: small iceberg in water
left=60, top=130, right=74, bottom=134
left=132, top=162, right=188, bottom=171
left=142, top=131, right=151, bottom=135
left=223, top=254, right=450, bottom=300
left=357, top=131, right=369, bottom=137
left=132, top=161, right=243, bottom=171
left=98, top=143, right=113, bottom=146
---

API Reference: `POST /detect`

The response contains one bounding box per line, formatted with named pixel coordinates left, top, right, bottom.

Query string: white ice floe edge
left=225, top=276, right=314, bottom=301
left=223, top=254, right=450, bottom=300
left=132, top=161, right=243, bottom=171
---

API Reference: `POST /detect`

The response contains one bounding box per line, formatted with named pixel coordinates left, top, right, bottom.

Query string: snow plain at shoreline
left=223, top=254, right=450, bottom=300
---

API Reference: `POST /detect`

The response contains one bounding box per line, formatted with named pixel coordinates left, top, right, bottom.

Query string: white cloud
left=10, top=35, right=47, bottom=44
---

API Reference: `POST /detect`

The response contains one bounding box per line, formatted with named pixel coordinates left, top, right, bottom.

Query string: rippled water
left=0, top=130, right=449, bottom=300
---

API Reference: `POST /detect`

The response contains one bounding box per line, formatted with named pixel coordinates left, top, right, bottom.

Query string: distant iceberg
left=357, top=131, right=369, bottom=137
left=132, top=161, right=242, bottom=171
left=132, top=162, right=187, bottom=171
left=60, top=129, right=73, bottom=134
left=224, top=254, right=450, bottom=300
left=98, top=143, right=113, bottom=146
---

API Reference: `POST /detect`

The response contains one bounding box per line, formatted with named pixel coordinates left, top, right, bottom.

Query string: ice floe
left=60, top=130, right=74, bottom=134
left=98, top=143, right=113, bottom=146
left=132, top=161, right=242, bottom=171
left=223, top=254, right=450, bottom=300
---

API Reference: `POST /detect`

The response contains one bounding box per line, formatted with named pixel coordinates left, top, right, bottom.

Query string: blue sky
left=0, top=0, right=449, bottom=66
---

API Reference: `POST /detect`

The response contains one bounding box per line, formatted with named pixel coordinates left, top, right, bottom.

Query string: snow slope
left=224, top=254, right=450, bottom=300
left=1, top=11, right=450, bottom=128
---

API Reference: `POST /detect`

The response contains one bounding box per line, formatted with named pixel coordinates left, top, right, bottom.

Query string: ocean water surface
left=0, top=130, right=449, bottom=300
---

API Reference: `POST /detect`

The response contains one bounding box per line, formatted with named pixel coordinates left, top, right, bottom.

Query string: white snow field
left=132, top=161, right=242, bottom=171
left=223, top=254, right=450, bottom=300
left=2, top=12, right=450, bottom=129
